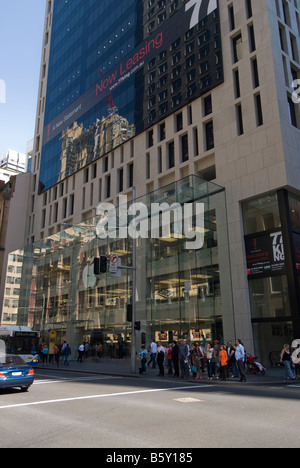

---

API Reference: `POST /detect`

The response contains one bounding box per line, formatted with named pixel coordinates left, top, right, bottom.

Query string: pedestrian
left=157, top=341, right=165, bottom=376
left=78, top=343, right=84, bottom=363
left=150, top=339, right=157, bottom=369
left=109, top=340, right=114, bottom=359
left=139, top=345, right=148, bottom=374
left=64, top=343, right=71, bottom=365
left=205, top=343, right=213, bottom=380
left=172, top=340, right=179, bottom=377
left=213, top=340, right=220, bottom=378
left=235, top=339, right=247, bottom=382
left=179, top=339, right=189, bottom=379
left=166, top=343, right=173, bottom=375
left=48, top=347, right=54, bottom=366
left=190, top=344, right=197, bottom=377
left=55, top=344, right=60, bottom=368
left=219, top=345, right=228, bottom=381
left=227, top=341, right=238, bottom=378
left=61, top=341, right=67, bottom=364
left=280, top=344, right=295, bottom=380
left=41, top=344, right=49, bottom=367
left=192, top=344, right=204, bottom=380
left=97, top=343, right=103, bottom=359
left=84, top=342, right=89, bottom=358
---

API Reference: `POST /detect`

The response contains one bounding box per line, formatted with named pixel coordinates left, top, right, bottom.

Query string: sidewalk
left=37, top=358, right=297, bottom=386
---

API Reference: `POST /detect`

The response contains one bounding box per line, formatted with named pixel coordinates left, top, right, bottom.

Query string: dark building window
left=205, top=121, right=214, bottom=151
left=181, top=134, right=189, bottom=162
left=168, top=141, right=175, bottom=169
left=232, top=34, right=243, bottom=63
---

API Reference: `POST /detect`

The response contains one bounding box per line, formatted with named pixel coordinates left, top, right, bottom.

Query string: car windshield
left=0, top=355, right=27, bottom=367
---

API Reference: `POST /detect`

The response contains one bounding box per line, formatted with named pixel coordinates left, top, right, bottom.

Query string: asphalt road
left=0, top=369, right=299, bottom=449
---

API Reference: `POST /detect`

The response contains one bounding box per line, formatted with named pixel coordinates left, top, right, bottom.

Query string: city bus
left=0, top=326, right=40, bottom=365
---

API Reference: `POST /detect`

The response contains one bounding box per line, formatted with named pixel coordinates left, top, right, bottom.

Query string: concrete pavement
left=36, top=357, right=297, bottom=385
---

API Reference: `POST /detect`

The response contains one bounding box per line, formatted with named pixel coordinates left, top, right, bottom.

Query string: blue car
left=0, top=355, right=35, bottom=392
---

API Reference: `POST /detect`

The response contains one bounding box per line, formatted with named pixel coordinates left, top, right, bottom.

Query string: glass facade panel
left=252, top=321, right=293, bottom=369
left=243, top=192, right=281, bottom=235
left=10, top=176, right=232, bottom=356
left=288, top=192, right=300, bottom=229
left=249, top=276, right=291, bottom=320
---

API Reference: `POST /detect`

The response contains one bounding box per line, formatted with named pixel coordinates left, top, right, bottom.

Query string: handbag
left=191, top=365, right=197, bottom=373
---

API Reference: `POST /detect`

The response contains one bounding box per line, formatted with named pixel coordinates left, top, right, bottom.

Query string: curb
left=35, top=365, right=294, bottom=386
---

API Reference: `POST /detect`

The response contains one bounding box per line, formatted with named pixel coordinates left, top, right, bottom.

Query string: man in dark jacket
left=172, top=341, right=179, bottom=377
left=179, top=339, right=189, bottom=379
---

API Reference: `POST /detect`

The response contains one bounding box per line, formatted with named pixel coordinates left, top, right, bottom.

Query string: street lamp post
left=131, top=186, right=137, bottom=375
left=113, top=187, right=137, bottom=374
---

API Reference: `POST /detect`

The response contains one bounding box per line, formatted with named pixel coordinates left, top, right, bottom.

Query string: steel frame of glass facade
left=13, top=176, right=234, bottom=359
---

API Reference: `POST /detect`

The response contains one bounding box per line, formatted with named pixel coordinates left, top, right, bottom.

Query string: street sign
left=110, top=255, right=119, bottom=274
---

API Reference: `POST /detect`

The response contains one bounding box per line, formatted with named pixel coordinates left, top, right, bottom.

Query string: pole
left=131, top=186, right=137, bottom=374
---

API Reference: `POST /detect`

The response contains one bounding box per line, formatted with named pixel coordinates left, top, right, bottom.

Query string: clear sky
left=0, top=0, right=46, bottom=155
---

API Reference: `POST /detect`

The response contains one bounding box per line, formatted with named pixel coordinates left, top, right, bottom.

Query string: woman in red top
left=219, top=345, right=228, bottom=381
left=166, top=343, right=173, bottom=375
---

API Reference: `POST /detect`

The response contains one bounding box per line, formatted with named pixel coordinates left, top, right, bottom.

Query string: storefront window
left=243, top=193, right=281, bottom=235
left=288, top=192, right=300, bottom=229
left=249, top=276, right=291, bottom=320
left=252, top=321, right=293, bottom=368
left=7, top=176, right=232, bottom=357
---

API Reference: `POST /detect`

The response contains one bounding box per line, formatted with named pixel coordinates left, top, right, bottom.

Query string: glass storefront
left=5, top=176, right=234, bottom=359
left=243, top=190, right=300, bottom=366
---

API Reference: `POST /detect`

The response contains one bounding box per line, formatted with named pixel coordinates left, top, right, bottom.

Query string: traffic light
left=94, top=256, right=107, bottom=275
left=134, top=321, right=141, bottom=331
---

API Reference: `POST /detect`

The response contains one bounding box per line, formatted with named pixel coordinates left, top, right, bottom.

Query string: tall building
left=0, top=173, right=31, bottom=325
left=9, top=0, right=300, bottom=364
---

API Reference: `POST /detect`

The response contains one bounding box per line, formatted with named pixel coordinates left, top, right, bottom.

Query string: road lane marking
left=34, top=375, right=122, bottom=385
left=173, top=397, right=204, bottom=403
left=0, top=385, right=213, bottom=410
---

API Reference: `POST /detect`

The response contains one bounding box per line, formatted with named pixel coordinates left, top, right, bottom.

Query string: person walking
left=54, top=344, right=60, bottom=368
left=213, top=340, right=220, bottom=378
left=78, top=343, right=84, bottom=363
left=157, top=341, right=165, bottom=376
left=280, top=344, right=295, bottom=380
left=150, top=339, right=157, bottom=369
left=172, top=340, right=179, bottom=377
left=205, top=343, right=213, bottom=380
left=97, top=343, right=103, bottom=359
left=41, top=344, right=49, bottom=367
left=139, top=345, right=148, bottom=374
left=227, top=341, right=238, bottom=378
left=235, top=339, right=247, bottom=382
left=64, top=343, right=71, bottom=366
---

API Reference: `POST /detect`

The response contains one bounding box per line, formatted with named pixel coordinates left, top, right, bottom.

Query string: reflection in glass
left=242, top=193, right=281, bottom=235
left=5, top=176, right=231, bottom=357
left=59, top=111, right=135, bottom=182
left=249, top=276, right=291, bottom=320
